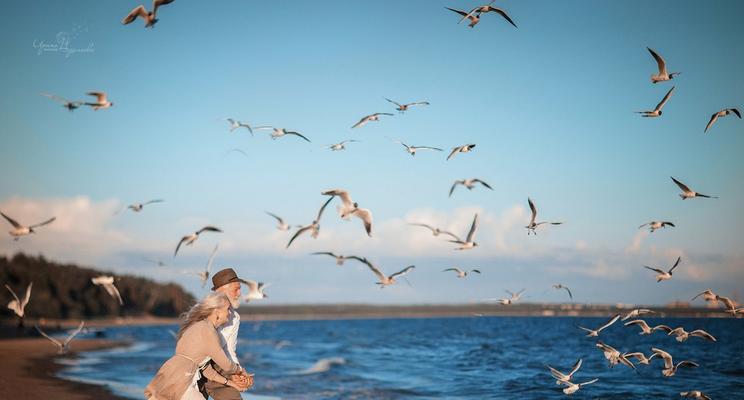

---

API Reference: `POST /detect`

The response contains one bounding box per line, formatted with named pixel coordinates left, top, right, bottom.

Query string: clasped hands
left=226, top=368, right=253, bottom=391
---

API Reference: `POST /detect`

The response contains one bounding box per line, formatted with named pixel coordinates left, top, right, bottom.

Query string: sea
left=57, top=316, right=744, bottom=399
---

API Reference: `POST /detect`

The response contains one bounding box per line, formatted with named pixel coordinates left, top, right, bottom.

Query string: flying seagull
left=668, top=327, right=717, bottom=343
left=680, top=391, right=712, bottom=400
left=447, top=144, right=476, bottom=160
left=624, top=319, right=672, bottom=335
left=449, top=179, right=493, bottom=197
left=35, top=321, right=85, bottom=354
left=351, top=257, right=415, bottom=287
left=647, top=47, right=680, bottom=83
left=577, top=314, right=620, bottom=337
left=636, top=86, right=675, bottom=117
left=287, top=196, right=334, bottom=248
left=1, top=211, right=56, bottom=240
left=644, top=256, right=681, bottom=282
left=311, top=252, right=364, bottom=266
left=671, top=177, right=717, bottom=199
left=174, top=226, right=223, bottom=257
left=122, top=0, right=175, bottom=28
left=494, top=288, right=525, bottom=305
left=321, top=189, right=373, bottom=237
left=84, top=91, right=114, bottom=110
left=127, top=199, right=164, bottom=212
left=704, top=108, right=741, bottom=133
left=328, top=140, right=359, bottom=151
left=409, top=223, right=460, bottom=241
left=715, top=295, right=744, bottom=317
left=225, top=118, right=254, bottom=135
left=546, top=358, right=582, bottom=386
left=266, top=212, right=291, bottom=231
left=393, top=140, right=443, bottom=157
left=254, top=126, right=310, bottom=142
left=651, top=347, right=699, bottom=377
left=183, top=244, right=219, bottom=288
left=595, top=341, right=636, bottom=370
left=91, top=275, right=123, bottom=305
left=351, top=113, right=394, bottom=129
left=690, top=289, right=718, bottom=305
left=442, top=268, right=481, bottom=278
left=458, top=2, right=518, bottom=28
left=561, top=378, right=598, bottom=395
left=40, top=93, right=84, bottom=111
left=5, top=282, right=32, bottom=318
left=384, top=98, right=430, bottom=113
left=623, top=351, right=658, bottom=365
left=449, top=213, right=479, bottom=250
left=552, top=284, right=573, bottom=300
left=243, top=280, right=269, bottom=302
left=446, top=7, right=481, bottom=28
left=525, top=198, right=563, bottom=235
left=639, top=220, right=675, bottom=232
left=621, top=308, right=657, bottom=321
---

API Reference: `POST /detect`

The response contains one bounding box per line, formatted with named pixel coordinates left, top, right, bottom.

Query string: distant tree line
left=1, top=253, right=194, bottom=320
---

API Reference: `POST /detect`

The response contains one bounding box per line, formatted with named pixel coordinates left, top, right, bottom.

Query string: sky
left=1, top=1, right=743, bottom=306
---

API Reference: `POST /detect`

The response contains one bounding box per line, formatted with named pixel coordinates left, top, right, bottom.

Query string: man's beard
left=228, top=295, right=241, bottom=309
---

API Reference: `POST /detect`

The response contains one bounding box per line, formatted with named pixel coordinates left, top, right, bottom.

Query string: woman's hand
left=226, top=379, right=247, bottom=392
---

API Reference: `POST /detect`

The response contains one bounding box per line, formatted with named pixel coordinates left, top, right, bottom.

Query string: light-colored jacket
left=144, top=320, right=239, bottom=400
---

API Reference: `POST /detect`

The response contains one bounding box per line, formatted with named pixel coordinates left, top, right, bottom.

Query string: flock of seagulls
left=5, top=3, right=740, bottom=398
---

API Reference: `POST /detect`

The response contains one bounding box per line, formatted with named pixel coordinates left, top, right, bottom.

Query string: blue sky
left=1, top=1, right=743, bottom=305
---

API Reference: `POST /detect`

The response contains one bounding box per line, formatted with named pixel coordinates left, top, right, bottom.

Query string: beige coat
left=144, top=320, right=239, bottom=400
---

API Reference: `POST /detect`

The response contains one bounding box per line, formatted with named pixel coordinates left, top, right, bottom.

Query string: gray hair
left=176, top=292, right=229, bottom=340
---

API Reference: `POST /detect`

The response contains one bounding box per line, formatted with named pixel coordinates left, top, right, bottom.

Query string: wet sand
left=0, top=337, right=130, bottom=400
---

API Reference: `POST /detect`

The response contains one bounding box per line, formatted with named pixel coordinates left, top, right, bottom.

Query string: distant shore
left=0, top=336, right=129, bottom=400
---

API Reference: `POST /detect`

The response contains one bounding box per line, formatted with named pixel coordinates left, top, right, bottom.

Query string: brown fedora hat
left=211, top=268, right=249, bottom=291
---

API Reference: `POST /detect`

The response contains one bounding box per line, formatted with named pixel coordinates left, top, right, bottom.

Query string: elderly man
left=199, top=268, right=254, bottom=399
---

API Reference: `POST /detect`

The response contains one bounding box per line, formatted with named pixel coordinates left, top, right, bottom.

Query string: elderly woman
left=145, top=292, right=247, bottom=400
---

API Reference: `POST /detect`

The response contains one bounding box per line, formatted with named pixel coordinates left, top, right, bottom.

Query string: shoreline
left=1, top=337, right=130, bottom=400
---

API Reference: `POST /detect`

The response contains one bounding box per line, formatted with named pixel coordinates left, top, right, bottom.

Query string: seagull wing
left=22, top=282, right=33, bottom=307
left=206, top=244, right=219, bottom=275
left=668, top=256, right=681, bottom=273
left=87, top=92, right=108, bottom=103
left=122, top=5, right=148, bottom=24
left=568, top=358, right=583, bottom=376
left=358, top=258, right=387, bottom=282
left=152, top=0, right=175, bottom=17
left=471, top=269, right=481, bottom=274
left=351, top=116, right=370, bottom=129
left=286, top=225, right=312, bottom=249
left=35, top=325, right=62, bottom=348
left=651, top=348, right=673, bottom=369
left=563, top=286, right=573, bottom=300
left=440, top=230, right=462, bottom=241
left=730, top=108, right=742, bottom=118
left=443, top=268, right=462, bottom=274
left=449, top=181, right=461, bottom=197
left=105, top=283, right=124, bottom=305
left=416, top=146, right=443, bottom=152
left=652, top=324, right=673, bottom=333
left=466, top=213, right=479, bottom=242
left=389, top=265, right=415, bottom=280
left=384, top=98, right=402, bottom=107
left=528, top=198, right=537, bottom=224
left=409, top=223, right=435, bottom=234
left=64, top=321, right=85, bottom=346
left=0, top=212, right=22, bottom=229
left=143, top=199, right=164, bottom=206
left=4, top=284, right=21, bottom=307
left=578, top=378, right=599, bottom=387
left=644, top=265, right=665, bottom=274
left=473, top=179, right=493, bottom=190
left=197, top=226, right=223, bottom=234
left=29, top=217, right=56, bottom=229
left=655, top=86, right=675, bottom=111
left=316, top=195, right=335, bottom=222
left=597, top=314, right=621, bottom=332
left=690, top=290, right=713, bottom=301
left=174, top=236, right=188, bottom=257
left=322, top=189, right=353, bottom=208
left=286, top=131, right=311, bottom=142
left=689, top=329, right=716, bottom=341
left=647, top=47, right=667, bottom=75
left=266, top=212, right=285, bottom=225
left=446, top=147, right=460, bottom=160
left=352, top=208, right=373, bottom=236
left=491, top=8, right=518, bottom=28
left=624, top=319, right=650, bottom=331
left=445, top=7, right=469, bottom=17
left=704, top=113, right=719, bottom=133
left=670, top=177, right=692, bottom=194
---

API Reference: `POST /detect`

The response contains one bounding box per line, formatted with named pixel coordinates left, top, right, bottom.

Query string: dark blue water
left=59, top=317, right=744, bottom=399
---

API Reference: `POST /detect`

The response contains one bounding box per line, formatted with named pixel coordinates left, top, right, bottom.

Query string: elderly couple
left=145, top=268, right=255, bottom=400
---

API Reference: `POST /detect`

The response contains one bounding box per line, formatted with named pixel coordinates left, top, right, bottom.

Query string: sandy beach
left=0, top=337, right=130, bottom=400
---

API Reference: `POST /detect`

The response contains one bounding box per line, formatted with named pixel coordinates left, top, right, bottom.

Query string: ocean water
left=58, top=317, right=744, bottom=399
